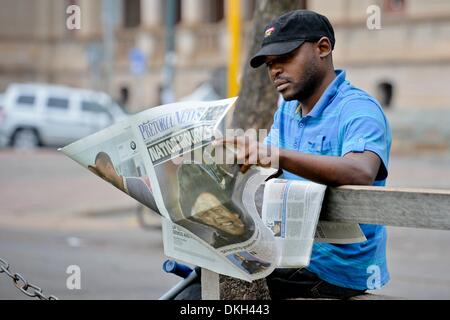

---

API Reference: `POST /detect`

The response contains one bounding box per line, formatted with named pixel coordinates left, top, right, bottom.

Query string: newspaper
left=61, top=98, right=365, bottom=282
left=261, top=179, right=366, bottom=268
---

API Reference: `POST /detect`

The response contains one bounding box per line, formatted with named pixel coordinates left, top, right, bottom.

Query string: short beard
left=285, top=59, right=323, bottom=102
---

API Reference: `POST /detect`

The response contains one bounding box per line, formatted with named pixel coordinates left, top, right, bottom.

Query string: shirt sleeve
left=339, top=99, right=391, bottom=181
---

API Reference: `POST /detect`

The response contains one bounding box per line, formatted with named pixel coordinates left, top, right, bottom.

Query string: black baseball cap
left=250, top=10, right=335, bottom=68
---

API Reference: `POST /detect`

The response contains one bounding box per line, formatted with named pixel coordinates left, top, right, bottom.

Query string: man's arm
left=278, top=148, right=381, bottom=186
left=215, top=136, right=381, bottom=187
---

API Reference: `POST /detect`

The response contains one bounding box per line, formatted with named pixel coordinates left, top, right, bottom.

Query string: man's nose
left=269, top=63, right=282, bottom=80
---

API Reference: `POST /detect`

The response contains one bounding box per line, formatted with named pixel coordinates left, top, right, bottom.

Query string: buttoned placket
left=294, top=117, right=307, bottom=150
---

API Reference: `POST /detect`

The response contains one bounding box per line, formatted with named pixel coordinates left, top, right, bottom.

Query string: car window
left=106, top=100, right=128, bottom=115
left=47, top=97, right=69, bottom=110
left=81, top=101, right=113, bottom=121
left=81, top=101, right=104, bottom=113
left=16, top=95, right=36, bottom=108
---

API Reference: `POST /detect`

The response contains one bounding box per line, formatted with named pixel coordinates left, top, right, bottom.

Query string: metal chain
left=0, top=257, right=58, bottom=300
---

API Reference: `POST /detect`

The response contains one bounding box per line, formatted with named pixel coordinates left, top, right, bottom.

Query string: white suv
left=0, top=83, right=128, bottom=148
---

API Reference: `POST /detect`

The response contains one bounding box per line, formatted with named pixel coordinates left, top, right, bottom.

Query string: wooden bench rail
left=256, top=185, right=450, bottom=230
left=321, top=186, right=450, bottom=230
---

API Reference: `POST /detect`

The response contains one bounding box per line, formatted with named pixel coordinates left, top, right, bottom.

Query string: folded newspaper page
left=261, top=179, right=366, bottom=268
left=61, top=97, right=366, bottom=282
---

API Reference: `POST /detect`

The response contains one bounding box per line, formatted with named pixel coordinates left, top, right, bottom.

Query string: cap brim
left=250, top=40, right=306, bottom=68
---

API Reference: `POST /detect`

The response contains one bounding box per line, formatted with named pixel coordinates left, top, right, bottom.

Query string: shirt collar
left=305, top=69, right=346, bottom=118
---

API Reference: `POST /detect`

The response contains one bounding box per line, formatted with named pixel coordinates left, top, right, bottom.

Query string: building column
left=136, top=0, right=165, bottom=76
left=177, top=0, right=205, bottom=59
left=141, top=0, right=164, bottom=28
left=181, top=0, right=206, bottom=25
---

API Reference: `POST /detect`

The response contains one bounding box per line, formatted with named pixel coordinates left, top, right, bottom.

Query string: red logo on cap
left=265, top=27, right=275, bottom=38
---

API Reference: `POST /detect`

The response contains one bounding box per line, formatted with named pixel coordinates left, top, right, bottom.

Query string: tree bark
left=221, top=0, right=305, bottom=300
left=232, top=0, right=304, bottom=132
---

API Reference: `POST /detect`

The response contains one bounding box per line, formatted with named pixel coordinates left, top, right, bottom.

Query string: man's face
left=196, top=205, right=245, bottom=236
left=265, top=42, right=322, bottom=101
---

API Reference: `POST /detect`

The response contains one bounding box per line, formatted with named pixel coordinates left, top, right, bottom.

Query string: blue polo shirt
left=265, top=70, right=392, bottom=290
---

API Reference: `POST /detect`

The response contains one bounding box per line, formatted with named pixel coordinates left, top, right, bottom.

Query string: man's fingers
left=235, top=144, right=250, bottom=164
left=88, top=165, right=99, bottom=175
left=213, top=137, right=231, bottom=145
left=213, top=136, right=263, bottom=169
left=247, top=148, right=258, bottom=166
left=241, top=152, right=257, bottom=173
left=212, top=138, right=224, bottom=146
left=240, top=164, right=252, bottom=174
left=215, top=136, right=245, bottom=146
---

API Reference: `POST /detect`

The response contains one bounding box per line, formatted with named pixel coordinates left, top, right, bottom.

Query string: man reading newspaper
left=61, top=10, right=391, bottom=298
left=213, top=10, right=392, bottom=299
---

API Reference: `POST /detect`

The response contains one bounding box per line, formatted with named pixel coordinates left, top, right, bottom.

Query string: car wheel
left=11, top=128, right=40, bottom=149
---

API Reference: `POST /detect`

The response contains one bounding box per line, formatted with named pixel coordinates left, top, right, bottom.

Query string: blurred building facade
left=0, top=0, right=450, bottom=111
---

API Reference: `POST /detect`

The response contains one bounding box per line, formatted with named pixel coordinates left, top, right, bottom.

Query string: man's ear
left=317, top=36, right=332, bottom=59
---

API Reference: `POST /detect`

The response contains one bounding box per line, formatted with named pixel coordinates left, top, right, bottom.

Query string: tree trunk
left=232, top=0, right=305, bottom=132
left=221, top=0, right=305, bottom=300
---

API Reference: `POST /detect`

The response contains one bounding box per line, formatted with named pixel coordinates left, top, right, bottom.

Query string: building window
left=376, top=82, right=394, bottom=108
left=175, top=0, right=182, bottom=24
left=384, top=0, right=406, bottom=13
left=207, top=0, right=224, bottom=23
left=123, top=0, right=141, bottom=28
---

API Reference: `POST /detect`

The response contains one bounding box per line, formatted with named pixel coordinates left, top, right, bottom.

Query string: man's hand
left=214, top=136, right=280, bottom=173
